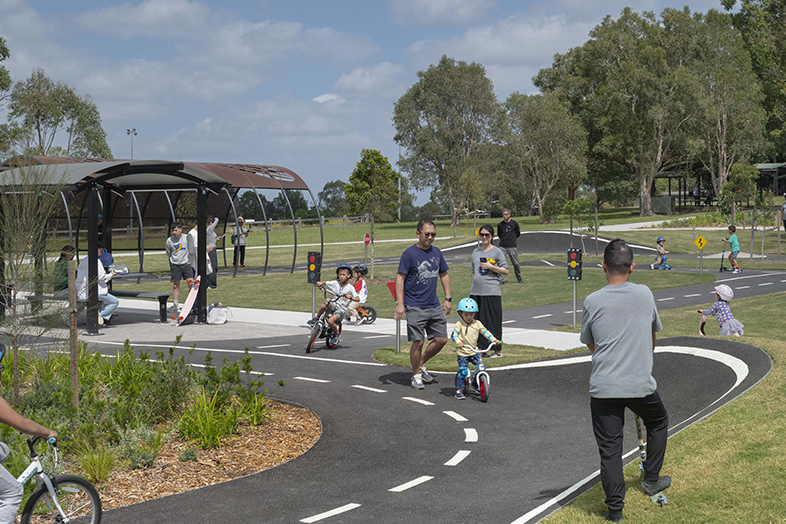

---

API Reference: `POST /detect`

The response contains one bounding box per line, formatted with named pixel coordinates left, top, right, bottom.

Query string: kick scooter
left=636, top=416, right=668, bottom=507
left=719, top=241, right=734, bottom=272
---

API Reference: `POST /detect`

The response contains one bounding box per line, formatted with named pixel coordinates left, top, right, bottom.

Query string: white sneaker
left=419, top=366, right=434, bottom=383
left=650, top=264, right=654, bottom=270
left=411, top=374, right=424, bottom=390
left=733, top=268, right=741, bottom=274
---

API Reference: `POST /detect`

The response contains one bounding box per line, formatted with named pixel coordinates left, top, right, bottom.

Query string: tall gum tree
left=393, top=55, right=499, bottom=234
left=535, top=8, right=698, bottom=216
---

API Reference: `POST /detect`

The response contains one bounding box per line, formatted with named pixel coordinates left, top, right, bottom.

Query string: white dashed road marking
left=657, top=297, right=674, bottom=302
left=443, top=411, right=468, bottom=422
left=445, top=450, right=472, bottom=466
left=402, top=397, right=434, bottom=406
left=532, top=314, right=552, bottom=319
left=464, top=428, right=478, bottom=443
left=293, top=377, right=330, bottom=383
left=351, top=385, right=386, bottom=393
left=684, top=294, right=701, bottom=298
left=502, top=320, right=517, bottom=324
left=363, top=335, right=391, bottom=339
left=300, top=503, right=361, bottom=523
left=736, top=286, right=750, bottom=289
left=541, top=260, right=555, bottom=267
left=564, top=310, right=583, bottom=314
left=256, top=344, right=292, bottom=349
left=389, top=476, right=433, bottom=492
left=759, top=282, right=773, bottom=286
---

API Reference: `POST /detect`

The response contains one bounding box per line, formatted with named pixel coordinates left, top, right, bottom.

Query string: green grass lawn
left=112, top=264, right=716, bottom=317
left=542, top=293, right=786, bottom=523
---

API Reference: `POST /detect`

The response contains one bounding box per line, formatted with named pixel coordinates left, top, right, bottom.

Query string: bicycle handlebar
left=460, top=341, right=502, bottom=354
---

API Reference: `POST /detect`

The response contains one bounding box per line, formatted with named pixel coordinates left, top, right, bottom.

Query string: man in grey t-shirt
left=580, top=239, right=670, bottom=522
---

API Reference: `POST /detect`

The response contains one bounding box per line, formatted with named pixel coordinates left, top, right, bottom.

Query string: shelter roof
left=0, top=156, right=310, bottom=192
left=755, top=163, right=786, bottom=171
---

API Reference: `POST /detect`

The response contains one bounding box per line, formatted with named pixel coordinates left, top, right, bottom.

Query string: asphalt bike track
left=81, top=231, right=774, bottom=523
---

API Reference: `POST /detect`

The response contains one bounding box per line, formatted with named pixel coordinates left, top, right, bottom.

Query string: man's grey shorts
left=405, top=306, right=448, bottom=342
left=170, top=263, right=192, bottom=282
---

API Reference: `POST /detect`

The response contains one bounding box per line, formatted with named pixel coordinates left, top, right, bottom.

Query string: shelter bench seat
left=111, top=291, right=171, bottom=323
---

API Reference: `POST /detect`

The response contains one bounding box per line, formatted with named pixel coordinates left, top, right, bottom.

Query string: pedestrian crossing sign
left=694, top=235, right=707, bottom=250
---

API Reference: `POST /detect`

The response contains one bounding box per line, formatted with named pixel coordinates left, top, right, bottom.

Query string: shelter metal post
left=250, top=187, right=271, bottom=276
left=61, top=191, right=73, bottom=247
left=86, top=184, right=101, bottom=335
left=197, top=184, right=208, bottom=323
left=103, top=187, right=113, bottom=254
left=225, top=188, right=240, bottom=278
left=306, top=187, right=324, bottom=264
left=131, top=192, right=144, bottom=272
left=278, top=189, right=297, bottom=274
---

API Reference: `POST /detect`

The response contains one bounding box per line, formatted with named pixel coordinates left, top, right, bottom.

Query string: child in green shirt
left=722, top=225, right=741, bottom=273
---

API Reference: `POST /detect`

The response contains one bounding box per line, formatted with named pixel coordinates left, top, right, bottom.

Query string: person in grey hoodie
left=165, top=222, right=192, bottom=312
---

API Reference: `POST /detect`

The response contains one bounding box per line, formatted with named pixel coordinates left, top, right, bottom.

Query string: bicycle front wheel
left=21, top=474, right=102, bottom=524
left=306, top=322, right=320, bottom=353
left=362, top=305, right=377, bottom=324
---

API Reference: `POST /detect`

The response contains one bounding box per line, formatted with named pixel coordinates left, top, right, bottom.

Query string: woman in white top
left=76, top=247, right=118, bottom=325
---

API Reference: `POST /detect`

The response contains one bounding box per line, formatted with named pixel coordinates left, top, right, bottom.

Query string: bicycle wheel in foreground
left=306, top=322, right=320, bottom=353
left=22, top=474, right=102, bottom=524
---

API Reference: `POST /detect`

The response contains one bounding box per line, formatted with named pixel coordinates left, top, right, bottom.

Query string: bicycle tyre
left=361, top=305, right=377, bottom=324
left=21, top=474, right=102, bottom=524
left=326, top=322, right=342, bottom=348
left=478, top=373, right=489, bottom=402
left=306, top=322, right=320, bottom=353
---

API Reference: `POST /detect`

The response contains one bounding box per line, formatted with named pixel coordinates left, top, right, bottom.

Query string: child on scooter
left=698, top=284, right=744, bottom=337
left=451, top=298, right=502, bottom=400
left=347, top=264, right=369, bottom=325
left=722, top=225, right=741, bottom=273
left=650, top=236, right=670, bottom=270
left=309, top=263, right=359, bottom=344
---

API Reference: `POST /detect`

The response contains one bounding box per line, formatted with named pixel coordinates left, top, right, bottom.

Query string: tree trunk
left=639, top=174, right=654, bottom=216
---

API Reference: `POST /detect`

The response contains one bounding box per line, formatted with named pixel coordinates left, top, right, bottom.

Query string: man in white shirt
left=187, top=222, right=214, bottom=280
left=76, top=247, right=118, bottom=325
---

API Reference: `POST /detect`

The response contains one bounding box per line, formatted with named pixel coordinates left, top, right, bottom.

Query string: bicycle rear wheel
left=21, top=474, right=102, bottom=524
left=361, top=305, right=377, bottom=324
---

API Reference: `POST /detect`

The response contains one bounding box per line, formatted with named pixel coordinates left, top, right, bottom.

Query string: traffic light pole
left=312, top=284, right=316, bottom=318
left=573, top=280, right=577, bottom=329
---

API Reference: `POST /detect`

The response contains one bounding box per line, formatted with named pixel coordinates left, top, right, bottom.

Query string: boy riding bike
left=308, top=264, right=359, bottom=344
left=451, top=298, right=502, bottom=400
left=0, top=345, right=58, bottom=524
left=347, top=264, right=369, bottom=325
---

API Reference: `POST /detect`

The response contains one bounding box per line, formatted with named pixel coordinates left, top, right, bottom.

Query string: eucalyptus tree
left=674, top=9, right=766, bottom=195
left=723, top=0, right=786, bottom=159
left=504, top=92, right=587, bottom=223
left=535, top=8, right=698, bottom=216
left=0, top=37, right=9, bottom=109
left=393, top=55, right=499, bottom=235
left=7, top=68, right=112, bottom=158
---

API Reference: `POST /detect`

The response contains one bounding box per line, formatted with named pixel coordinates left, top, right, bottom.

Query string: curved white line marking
left=403, top=397, right=434, bottom=406
left=443, top=411, right=468, bottom=422
left=509, top=344, right=750, bottom=524
left=351, top=385, right=386, bottom=393
left=301, top=503, right=361, bottom=523
left=464, top=428, right=478, bottom=442
left=294, top=377, right=330, bottom=383
left=389, top=476, right=433, bottom=492
left=445, top=450, right=471, bottom=466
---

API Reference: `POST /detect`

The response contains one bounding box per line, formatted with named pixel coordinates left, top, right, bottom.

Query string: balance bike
left=456, top=344, right=498, bottom=402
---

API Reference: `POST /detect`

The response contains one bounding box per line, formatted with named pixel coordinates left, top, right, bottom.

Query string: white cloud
left=334, top=62, right=406, bottom=98
left=390, top=0, right=496, bottom=26
left=406, top=14, right=595, bottom=95
left=77, top=0, right=211, bottom=38
left=313, top=93, right=345, bottom=105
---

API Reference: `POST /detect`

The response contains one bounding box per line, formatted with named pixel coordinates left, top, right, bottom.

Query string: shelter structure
left=0, top=156, right=321, bottom=333
left=755, top=163, right=786, bottom=195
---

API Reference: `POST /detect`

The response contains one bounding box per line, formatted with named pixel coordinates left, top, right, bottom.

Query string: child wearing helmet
left=450, top=298, right=502, bottom=400
left=651, top=237, right=669, bottom=270
left=698, top=284, right=744, bottom=336
left=722, top=225, right=741, bottom=273
left=347, top=265, right=369, bottom=325
left=310, top=264, right=359, bottom=343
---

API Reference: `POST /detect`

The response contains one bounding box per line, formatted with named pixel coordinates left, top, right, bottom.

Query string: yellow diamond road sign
left=694, top=235, right=707, bottom=250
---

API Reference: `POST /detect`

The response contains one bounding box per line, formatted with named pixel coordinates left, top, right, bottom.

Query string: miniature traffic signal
left=307, top=251, right=322, bottom=283
left=568, top=248, right=583, bottom=280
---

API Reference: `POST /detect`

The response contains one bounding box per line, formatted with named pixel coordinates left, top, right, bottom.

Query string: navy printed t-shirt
left=398, top=244, right=449, bottom=308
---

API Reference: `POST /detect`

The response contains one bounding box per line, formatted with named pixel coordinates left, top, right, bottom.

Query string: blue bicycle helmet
left=336, top=263, right=352, bottom=276
left=352, top=264, right=368, bottom=276
left=657, top=237, right=665, bottom=243
left=457, top=298, right=478, bottom=313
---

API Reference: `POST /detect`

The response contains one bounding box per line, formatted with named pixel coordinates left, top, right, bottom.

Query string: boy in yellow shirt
left=451, top=298, right=502, bottom=400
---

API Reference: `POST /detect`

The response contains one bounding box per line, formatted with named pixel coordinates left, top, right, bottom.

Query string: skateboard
left=636, top=416, right=668, bottom=507
left=177, top=276, right=200, bottom=326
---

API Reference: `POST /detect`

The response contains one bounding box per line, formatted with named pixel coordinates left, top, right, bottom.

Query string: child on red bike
left=309, top=263, right=359, bottom=344
left=451, top=298, right=502, bottom=400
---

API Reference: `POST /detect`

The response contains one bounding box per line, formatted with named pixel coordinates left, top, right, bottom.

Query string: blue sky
left=1, top=0, right=722, bottom=205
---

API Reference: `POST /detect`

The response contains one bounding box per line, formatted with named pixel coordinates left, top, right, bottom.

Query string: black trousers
left=208, top=248, right=218, bottom=288
left=470, top=294, right=502, bottom=350
left=590, top=391, right=669, bottom=511
left=233, top=245, right=245, bottom=266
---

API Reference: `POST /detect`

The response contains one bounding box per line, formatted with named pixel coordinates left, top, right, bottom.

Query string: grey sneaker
left=411, top=374, right=424, bottom=390
left=419, top=366, right=434, bottom=383
left=642, top=476, right=671, bottom=496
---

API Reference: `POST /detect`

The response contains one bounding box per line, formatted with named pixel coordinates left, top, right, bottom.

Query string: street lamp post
left=126, top=128, right=137, bottom=159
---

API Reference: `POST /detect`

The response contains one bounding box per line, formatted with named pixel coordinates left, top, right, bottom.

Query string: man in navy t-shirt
left=394, top=219, right=452, bottom=390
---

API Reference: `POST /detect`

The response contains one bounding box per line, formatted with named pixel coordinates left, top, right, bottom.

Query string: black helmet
left=352, top=264, right=368, bottom=276
left=336, top=263, right=352, bottom=277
